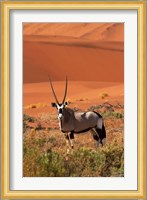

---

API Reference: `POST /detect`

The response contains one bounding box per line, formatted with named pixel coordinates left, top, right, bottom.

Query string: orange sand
left=23, top=23, right=124, bottom=83
left=23, top=23, right=124, bottom=115
left=24, top=81, right=124, bottom=113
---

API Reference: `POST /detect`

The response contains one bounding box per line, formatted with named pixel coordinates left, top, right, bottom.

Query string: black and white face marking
left=51, top=102, right=68, bottom=120
left=57, top=104, right=64, bottom=119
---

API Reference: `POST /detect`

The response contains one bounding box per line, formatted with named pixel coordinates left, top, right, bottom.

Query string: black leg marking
left=65, top=132, right=74, bottom=152
left=69, top=131, right=74, bottom=139
left=96, top=124, right=106, bottom=146
left=92, top=133, right=99, bottom=141
left=90, top=129, right=100, bottom=148
left=65, top=132, right=74, bottom=139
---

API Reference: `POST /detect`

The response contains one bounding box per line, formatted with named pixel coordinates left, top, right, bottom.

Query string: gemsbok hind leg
left=95, top=117, right=106, bottom=146
left=90, top=128, right=100, bottom=149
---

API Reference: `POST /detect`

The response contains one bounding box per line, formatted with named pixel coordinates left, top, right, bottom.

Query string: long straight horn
left=48, top=76, right=59, bottom=104
left=62, top=76, right=68, bottom=104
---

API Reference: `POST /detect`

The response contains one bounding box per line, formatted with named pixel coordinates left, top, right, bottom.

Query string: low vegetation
left=87, top=103, right=124, bottom=119
left=100, top=92, right=109, bottom=99
left=102, top=111, right=123, bottom=119
left=23, top=137, right=124, bottom=177
left=23, top=102, right=124, bottom=177
left=24, top=103, right=48, bottom=109
left=23, top=114, right=36, bottom=132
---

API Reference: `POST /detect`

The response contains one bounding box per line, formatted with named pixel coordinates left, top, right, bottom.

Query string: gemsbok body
left=49, top=77, right=106, bottom=152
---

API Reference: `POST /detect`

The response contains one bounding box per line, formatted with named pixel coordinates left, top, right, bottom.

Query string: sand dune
left=23, top=23, right=124, bottom=42
left=23, top=37, right=124, bottom=83
left=23, top=23, right=124, bottom=86
left=24, top=81, right=124, bottom=106
left=24, top=35, right=124, bottom=51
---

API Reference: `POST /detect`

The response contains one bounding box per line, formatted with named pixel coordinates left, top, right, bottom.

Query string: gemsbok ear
left=65, top=102, right=69, bottom=107
left=51, top=102, right=56, bottom=107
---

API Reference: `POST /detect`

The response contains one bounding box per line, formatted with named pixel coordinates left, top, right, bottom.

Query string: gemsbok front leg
left=65, top=133, right=70, bottom=155
left=65, top=132, right=74, bottom=156
left=69, top=131, right=74, bottom=150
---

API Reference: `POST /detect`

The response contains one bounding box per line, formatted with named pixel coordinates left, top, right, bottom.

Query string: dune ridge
left=24, top=35, right=124, bottom=52
left=24, top=81, right=124, bottom=106
left=23, top=23, right=124, bottom=83
left=23, top=23, right=124, bottom=42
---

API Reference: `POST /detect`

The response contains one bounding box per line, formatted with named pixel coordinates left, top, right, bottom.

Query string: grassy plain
left=23, top=100, right=124, bottom=177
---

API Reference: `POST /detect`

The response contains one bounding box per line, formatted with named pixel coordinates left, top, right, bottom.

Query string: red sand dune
left=23, top=23, right=124, bottom=84
left=23, top=23, right=124, bottom=112
left=23, top=23, right=124, bottom=42
left=24, top=81, right=124, bottom=107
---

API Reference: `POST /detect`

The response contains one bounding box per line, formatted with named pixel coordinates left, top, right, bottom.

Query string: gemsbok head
left=49, top=76, right=106, bottom=153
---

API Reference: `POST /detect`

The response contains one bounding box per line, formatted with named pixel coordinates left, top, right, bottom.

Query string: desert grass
left=24, top=103, right=48, bottom=109
left=23, top=102, right=124, bottom=177
left=99, top=92, right=109, bottom=99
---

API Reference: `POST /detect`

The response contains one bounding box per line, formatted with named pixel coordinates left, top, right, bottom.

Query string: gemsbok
left=49, top=77, right=106, bottom=153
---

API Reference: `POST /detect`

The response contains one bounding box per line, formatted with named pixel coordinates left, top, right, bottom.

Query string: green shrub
left=102, top=111, right=123, bottom=119
left=23, top=114, right=35, bottom=122
left=23, top=140, right=124, bottom=177
left=87, top=105, right=101, bottom=111
left=33, top=138, right=46, bottom=147
left=36, top=149, right=65, bottom=177
left=23, top=114, right=36, bottom=132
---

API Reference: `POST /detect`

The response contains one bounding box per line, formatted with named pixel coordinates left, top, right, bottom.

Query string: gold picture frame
left=1, top=1, right=146, bottom=199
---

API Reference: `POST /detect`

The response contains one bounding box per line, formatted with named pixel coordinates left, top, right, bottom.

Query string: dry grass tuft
left=24, top=103, right=48, bottom=109
left=100, top=92, right=109, bottom=99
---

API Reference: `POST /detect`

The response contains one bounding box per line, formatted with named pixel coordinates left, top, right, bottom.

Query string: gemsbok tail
left=93, top=111, right=106, bottom=146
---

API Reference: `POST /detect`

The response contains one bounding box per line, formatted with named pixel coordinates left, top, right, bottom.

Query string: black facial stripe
left=59, top=108, right=62, bottom=114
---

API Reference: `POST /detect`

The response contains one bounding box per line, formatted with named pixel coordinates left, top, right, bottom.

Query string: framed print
left=1, top=1, right=146, bottom=199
